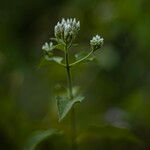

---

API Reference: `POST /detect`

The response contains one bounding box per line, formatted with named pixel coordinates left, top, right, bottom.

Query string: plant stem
left=70, top=50, right=94, bottom=67
left=65, top=44, right=77, bottom=150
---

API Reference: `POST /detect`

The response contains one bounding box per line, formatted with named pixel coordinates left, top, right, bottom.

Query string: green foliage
left=51, top=38, right=66, bottom=46
left=42, top=18, right=103, bottom=68
left=54, top=44, right=66, bottom=52
left=41, top=18, right=103, bottom=128
left=38, top=56, right=64, bottom=69
left=45, top=56, right=63, bottom=64
left=75, top=51, right=95, bottom=62
left=56, top=95, right=84, bottom=121
left=1, top=0, right=150, bottom=149
left=24, top=129, right=61, bottom=150
left=36, top=17, right=104, bottom=150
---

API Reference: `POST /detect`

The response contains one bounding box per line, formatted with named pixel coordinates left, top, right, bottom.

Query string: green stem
left=65, top=45, right=77, bottom=150
left=53, top=62, right=66, bottom=67
left=70, top=50, right=94, bottom=67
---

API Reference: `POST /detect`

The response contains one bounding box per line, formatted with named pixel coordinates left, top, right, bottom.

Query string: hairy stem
left=65, top=44, right=77, bottom=150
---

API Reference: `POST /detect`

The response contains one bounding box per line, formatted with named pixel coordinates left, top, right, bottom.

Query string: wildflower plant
left=25, top=18, right=103, bottom=150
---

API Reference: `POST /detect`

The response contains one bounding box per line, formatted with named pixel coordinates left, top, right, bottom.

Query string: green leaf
left=52, top=56, right=63, bottom=64
left=56, top=95, right=85, bottom=121
left=75, top=51, right=87, bottom=60
left=55, top=44, right=65, bottom=52
left=24, top=129, right=61, bottom=150
left=75, top=51, right=95, bottom=62
left=45, top=56, right=63, bottom=64
left=37, top=56, right=64, bottom=68
left=51, top=38, right=66, bottom=45
left=57, top=39, right=66, bottom=45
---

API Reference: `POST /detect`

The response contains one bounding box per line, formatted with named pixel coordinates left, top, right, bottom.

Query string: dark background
left=0, top=0, right=150, bottom=149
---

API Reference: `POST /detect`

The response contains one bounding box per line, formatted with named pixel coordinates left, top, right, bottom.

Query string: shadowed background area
left=0, top=0, right=150, bottom=149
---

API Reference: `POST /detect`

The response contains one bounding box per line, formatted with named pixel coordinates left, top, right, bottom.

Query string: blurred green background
left=0, top=0, right=150, bottom=149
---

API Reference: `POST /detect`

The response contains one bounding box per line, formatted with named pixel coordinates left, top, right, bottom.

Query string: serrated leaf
left=56, top=95, right=85, bottom=121
left=75, top=51, right=95, bottom=62
left=24, top=129, right=61, bottom=150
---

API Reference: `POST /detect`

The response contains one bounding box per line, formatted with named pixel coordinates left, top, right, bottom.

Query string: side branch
left=70, top=50, right=94, bottom=67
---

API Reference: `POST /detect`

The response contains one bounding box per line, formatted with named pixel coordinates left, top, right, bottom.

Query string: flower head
left=90, top=35, right=104, bottom=51
left=42, top=42, right=54, bottom=58
left=42, top=42, right=54, bottom=52
left=54, top=18, right=80, bottom=44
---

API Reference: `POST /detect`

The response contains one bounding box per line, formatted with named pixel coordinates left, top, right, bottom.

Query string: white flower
left=90, top=35, right=104, bottom=51
left=42, top=42, right=54, bottom=52
left=64, top=24, right=71, bottom=39
left=54, top=18, right=80, bottom=44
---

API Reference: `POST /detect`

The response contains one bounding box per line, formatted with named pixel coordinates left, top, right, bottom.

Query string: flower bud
left=42, top=42, right=54, bottom=52
left=90, top=35, right=104, bottom=51
left=54, top=18, right=80, bottom=44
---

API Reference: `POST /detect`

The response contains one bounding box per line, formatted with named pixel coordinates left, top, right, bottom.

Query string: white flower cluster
left=42, top=42, right=53, bottom=52
left=54, top=18, right=80, bottom=44
left=90, top=35, right=104, bottom=51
